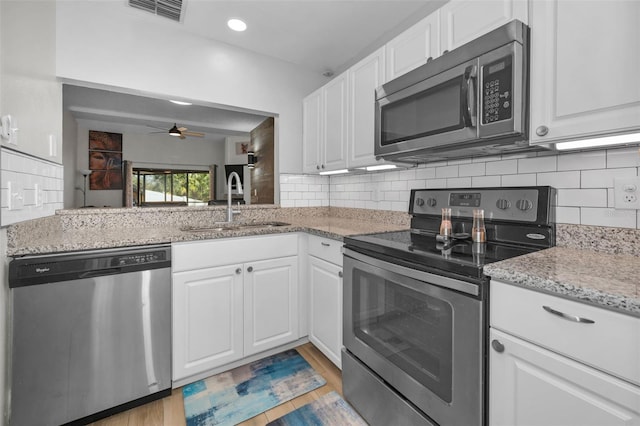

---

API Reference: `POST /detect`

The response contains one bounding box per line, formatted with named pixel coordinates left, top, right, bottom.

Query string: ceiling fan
left=148, top=123, right=205, bottom=139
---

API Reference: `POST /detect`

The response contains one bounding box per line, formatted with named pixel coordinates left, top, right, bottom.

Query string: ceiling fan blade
left=177, top=127, right=188, bottom=132
left=182, top=131, right=205, bottom=137
left=179, top=134, right=186, bottom=140
left=146, top=124, right=168, bottom=131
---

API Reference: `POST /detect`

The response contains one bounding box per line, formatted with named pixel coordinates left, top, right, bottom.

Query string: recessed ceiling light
left=228, top=19, right=247, bottom=32
left=169, top=100, right=192, bottom=106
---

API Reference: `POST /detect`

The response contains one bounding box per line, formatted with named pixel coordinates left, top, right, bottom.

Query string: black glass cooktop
left=344, top=230, right=535, bottom=281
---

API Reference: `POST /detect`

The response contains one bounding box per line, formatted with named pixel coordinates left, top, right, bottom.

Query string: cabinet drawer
left=308, top=234, right=343, bottom=265
left=172, top=233, right=299, bottom=272
left=491, top=280, right=640, bottom=386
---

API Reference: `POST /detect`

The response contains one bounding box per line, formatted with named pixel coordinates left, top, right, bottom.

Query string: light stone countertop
left=484, top=246, right=640, bottom=318
left=6, top=206, right=410, bottom=257
left=8, top=209, right=640, bottom=318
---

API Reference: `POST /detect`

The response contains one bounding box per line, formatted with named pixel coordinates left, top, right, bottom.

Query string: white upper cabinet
left=302, top=73, right=348, bottom=173
left=323, top=72, right=349, bottom=171
left=439, top=0, right=528, bottom=53
left=302, top=89, right=323, bottom=173
left=529, top=0, right=640, bottom=145
left=385, top=12, right=440, bottom=81
left=348, top=47, right=386, bottom=169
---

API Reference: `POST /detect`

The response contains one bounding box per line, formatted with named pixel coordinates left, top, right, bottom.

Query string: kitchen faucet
left=227, top=171, right=243, bottom=222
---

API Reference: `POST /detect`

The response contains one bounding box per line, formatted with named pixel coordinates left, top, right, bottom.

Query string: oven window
left=352, top=268, right=453, bottom=402
left=380, top=76, right=464, bottom=146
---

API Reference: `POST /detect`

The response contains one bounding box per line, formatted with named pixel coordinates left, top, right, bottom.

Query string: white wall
left=56, top=1, right=326, bottom=175
left=282, top=146, right=640, bottom=229
left=67, top=124, right=225, bottom=208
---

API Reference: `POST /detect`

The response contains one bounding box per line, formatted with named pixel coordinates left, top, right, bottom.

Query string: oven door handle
left=344, top=248, right=480, bottom=297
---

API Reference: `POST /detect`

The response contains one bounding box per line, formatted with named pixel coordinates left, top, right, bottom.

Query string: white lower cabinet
left=307, top=235, right=343, bottom=368
left=244, top=257, right=299, bottom=357
left=490, top=329, right=640, bottom=426
left=172, top=234, right=299, bottom=382
left=490, top=280, right=640, bottom=425
left=172, top=264, right=244, bottom=381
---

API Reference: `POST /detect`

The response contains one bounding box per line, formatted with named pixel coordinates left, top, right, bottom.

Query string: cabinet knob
left=491, top=339, right=505, bottom=353
left=321, top=164, right=325, bottom=169
left=338, top=271, right=343, bottom=278
left=316, top=165, right=320, bottom=170
left=536, top=125, right=549, bottom=136
left=321, top=242, right=331, bottom=247
left=247, top=266, right=253, bottom=273
left=235, top=268, right=242, bottom=275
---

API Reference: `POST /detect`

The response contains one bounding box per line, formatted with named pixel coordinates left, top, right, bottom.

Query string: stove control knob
left=426, top=198, right=437, bottom=207
left=415, top=197, right=425, bottom=207
left=516, top=199, right=533, bottom=211
left=496, top=199, right=511, bottom=210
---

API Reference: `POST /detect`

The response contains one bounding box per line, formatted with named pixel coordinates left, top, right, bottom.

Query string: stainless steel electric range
left=342, top=186, right=556, bottom=426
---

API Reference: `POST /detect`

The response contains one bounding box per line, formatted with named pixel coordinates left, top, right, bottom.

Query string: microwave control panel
left=482, top=55, right=513, bottom=125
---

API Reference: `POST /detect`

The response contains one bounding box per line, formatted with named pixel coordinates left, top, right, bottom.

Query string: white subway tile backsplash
left=486, top=159, right=518, bottom=175
left=555, top=207, right=581, bottom=224
left=581, top=168, right=637, bottom=188
left=503, top=173, right=537, bottom=186
left=537, top=171, right=581, bottom=188
left=436, top=165, right=458, bottom=178
left=447, top=177, right=472, bottom=187
left=282, top=144, right=640, bottom=229
left=518, top=156, right=557, bottom=173
left=1, top=148, right=63, bottom=226
left=557, top=189, right=607, bottom=207
left=557, top=151, right=606, bottom=171
left=472, top=175, right=501, bottom=187
left=580, top=208, right=637, bottom=228
left=606, top=146, right=640, bottom=168
left=459, top=162, right=486, bottom=177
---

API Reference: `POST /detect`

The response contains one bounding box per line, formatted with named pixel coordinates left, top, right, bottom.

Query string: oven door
left=375, top=58, right=478, bottom=159
left=343, top=248, right=485, bottom=426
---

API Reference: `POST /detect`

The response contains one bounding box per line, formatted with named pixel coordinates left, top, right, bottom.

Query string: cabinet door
left=530, top=0, right=640, bottom=144
left=244, top=256, right=299, bottom=356
left=172, top=265, right=243, bottom=381
left=348, top=47, right=385, bottom=169
left=323, top=72, right=348, bottom=171
left=303, top=89, right=323, bottom=173
left=440, top=0, right=527, bottom=52
left=308, top=256, right=342, bottom=368
left=489, top=329, right=640, bottom=426
left=385, top=12, right=440, bottom=81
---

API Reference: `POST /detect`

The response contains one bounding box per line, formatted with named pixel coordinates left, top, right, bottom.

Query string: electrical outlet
left=614, top=177, right=640, bottom=209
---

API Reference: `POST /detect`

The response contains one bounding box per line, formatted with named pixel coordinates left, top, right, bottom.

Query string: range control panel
left=482, top=55, right=513, bottom=125
left=411, top=187, right=545, bottom=223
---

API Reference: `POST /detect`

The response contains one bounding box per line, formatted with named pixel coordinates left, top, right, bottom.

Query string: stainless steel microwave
left=375, top=20, right=541, bottom=164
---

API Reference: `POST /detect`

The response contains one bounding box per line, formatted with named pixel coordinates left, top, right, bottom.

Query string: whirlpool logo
left=35, top=267, right=50, bottom=273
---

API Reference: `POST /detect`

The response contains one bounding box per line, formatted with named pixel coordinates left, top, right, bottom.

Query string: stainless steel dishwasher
left=8, top=244, right=172, bottom=426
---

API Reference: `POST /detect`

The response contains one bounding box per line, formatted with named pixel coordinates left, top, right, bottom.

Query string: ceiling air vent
left=129, top=0, right=183, bottom=22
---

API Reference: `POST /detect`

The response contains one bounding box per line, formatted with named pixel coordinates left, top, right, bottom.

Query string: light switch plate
left=614, top=177, right=640, bottom=209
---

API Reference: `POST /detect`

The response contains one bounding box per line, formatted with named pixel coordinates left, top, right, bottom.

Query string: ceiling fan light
left=169, top=124, right=182, bottom=137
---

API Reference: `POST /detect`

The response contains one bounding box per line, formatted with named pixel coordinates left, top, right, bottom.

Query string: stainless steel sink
left=180, top=221, right=290, bottom=232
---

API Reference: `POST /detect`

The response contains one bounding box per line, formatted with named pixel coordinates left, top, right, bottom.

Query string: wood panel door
left=249, top=117, right=274, bottom=204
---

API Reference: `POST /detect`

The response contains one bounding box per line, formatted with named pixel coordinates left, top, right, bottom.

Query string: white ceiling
left=177, top=1, right=446, bottom=75
left=65, top=1, right=446, bottom=139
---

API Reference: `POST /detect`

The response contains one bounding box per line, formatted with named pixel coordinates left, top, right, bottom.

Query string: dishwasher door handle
left=78, top=268, right=124, bottom=279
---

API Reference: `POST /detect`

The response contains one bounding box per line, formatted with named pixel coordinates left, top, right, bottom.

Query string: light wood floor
left=91, top=343, right=343, bottom=426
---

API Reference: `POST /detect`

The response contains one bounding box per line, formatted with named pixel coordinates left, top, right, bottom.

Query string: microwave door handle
left=462, top=65, right=477, bottom=128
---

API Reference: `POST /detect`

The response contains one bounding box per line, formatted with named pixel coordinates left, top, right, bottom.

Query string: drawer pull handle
left=543, top=305, right=595, bottom=324
left=321, top=242, right=331, bottom=247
